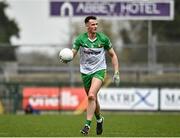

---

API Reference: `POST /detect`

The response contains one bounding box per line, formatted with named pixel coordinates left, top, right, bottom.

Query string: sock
left=95, top=113, right=103, bottom=123
left=85, top=120, right=91, bottom=127
left=95, top=113, right=101, bottom=120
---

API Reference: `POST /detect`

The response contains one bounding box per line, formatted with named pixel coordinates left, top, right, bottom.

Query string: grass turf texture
left=0, top=113, right=180, bottom=137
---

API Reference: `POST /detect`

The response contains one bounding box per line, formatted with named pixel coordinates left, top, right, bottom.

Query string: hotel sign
left=50, top=0, right=174, bottom=20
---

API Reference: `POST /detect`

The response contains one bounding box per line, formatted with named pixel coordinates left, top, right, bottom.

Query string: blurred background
left=0, top=0, right=179, bottom=114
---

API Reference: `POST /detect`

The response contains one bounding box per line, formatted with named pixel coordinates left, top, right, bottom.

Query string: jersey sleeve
left=102, top=33, right=112, bottom=50
left=72, top=36, right=81, bottom=51
left=104, top=37, right=112, bottom=50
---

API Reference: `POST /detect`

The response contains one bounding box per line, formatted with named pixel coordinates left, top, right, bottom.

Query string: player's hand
left=113, top=71, right=120, bottom=86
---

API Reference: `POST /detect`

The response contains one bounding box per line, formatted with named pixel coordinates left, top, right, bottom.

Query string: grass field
left=0, top=112, right=180, bottom=137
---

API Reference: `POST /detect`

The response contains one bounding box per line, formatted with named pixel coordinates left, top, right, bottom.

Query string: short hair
left=84, top=16, right=97, bottom=24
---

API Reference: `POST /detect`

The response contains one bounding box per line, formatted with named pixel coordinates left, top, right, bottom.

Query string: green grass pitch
left=0, top=112, right=180, bottom=137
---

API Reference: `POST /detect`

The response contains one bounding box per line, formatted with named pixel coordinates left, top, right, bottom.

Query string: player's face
left=86, top=19, right=98, bottom=34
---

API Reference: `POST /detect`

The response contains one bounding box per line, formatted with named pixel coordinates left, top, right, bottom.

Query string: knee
left=88, top=93, right=96, bottom=101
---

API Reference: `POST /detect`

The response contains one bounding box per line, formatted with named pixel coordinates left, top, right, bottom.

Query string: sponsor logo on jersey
left=83, top=49, right=101, bottom=55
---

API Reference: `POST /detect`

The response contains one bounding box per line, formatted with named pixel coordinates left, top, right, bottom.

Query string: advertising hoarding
left=23, top=87, right=87, bottom=111
left=98, top=88, right=159, bottom=110
left=23, top=87, right=180, bottom=111
left=50, top=0, right=174, bottom=20
left=160, top=89, right=180, bottom=110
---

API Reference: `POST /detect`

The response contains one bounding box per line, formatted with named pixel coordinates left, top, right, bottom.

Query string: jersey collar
left=88, top=37, right=97, bottom=42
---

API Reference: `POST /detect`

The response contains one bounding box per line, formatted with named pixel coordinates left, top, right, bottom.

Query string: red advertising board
left=23, top=87, right=60, bottom=110
left=23, top=87, right=87, bottom=111
left=60, top=87, right=87, bottom=110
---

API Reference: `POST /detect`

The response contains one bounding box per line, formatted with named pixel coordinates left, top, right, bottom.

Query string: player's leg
left=93, top=69, right=106, bottom=135
left=80, top=70, right=105, bottom=135
left=86, top=77, right=102, bottom=121
left=95, top=99, right=103, bottom=121
left=80, top=74, right=91, bottom=135
left=84, top=69, right=105, bottom=135
left=95, top=99, right=100, bottom=119
left=80, top=77, right=102, bottom=135
left=94, top=69, right=106, bottom=120
left=95, top=99, right=104, bottom=135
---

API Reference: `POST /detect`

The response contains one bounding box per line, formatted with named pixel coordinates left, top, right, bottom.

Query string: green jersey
left=73, top=32, right=112, bottom=74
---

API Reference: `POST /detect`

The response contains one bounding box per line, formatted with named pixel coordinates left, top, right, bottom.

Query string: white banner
left=98, top=88, right=158, bottom=110
left=160, top=88, right=180, bottom=110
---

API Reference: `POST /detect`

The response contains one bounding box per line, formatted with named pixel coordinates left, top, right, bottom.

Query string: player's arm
left=107, top=48, right=120, bottom=85
left=72, top=35, right=81, bottom=59
left=107, top=48, right=119, bottom=73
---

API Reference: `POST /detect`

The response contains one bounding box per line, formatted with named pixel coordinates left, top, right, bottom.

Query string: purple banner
left=50, top=0, right=174, bottom=20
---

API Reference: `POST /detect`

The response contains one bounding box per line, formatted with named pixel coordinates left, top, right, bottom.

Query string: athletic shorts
left=81, top=69, right=106, bottom=89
